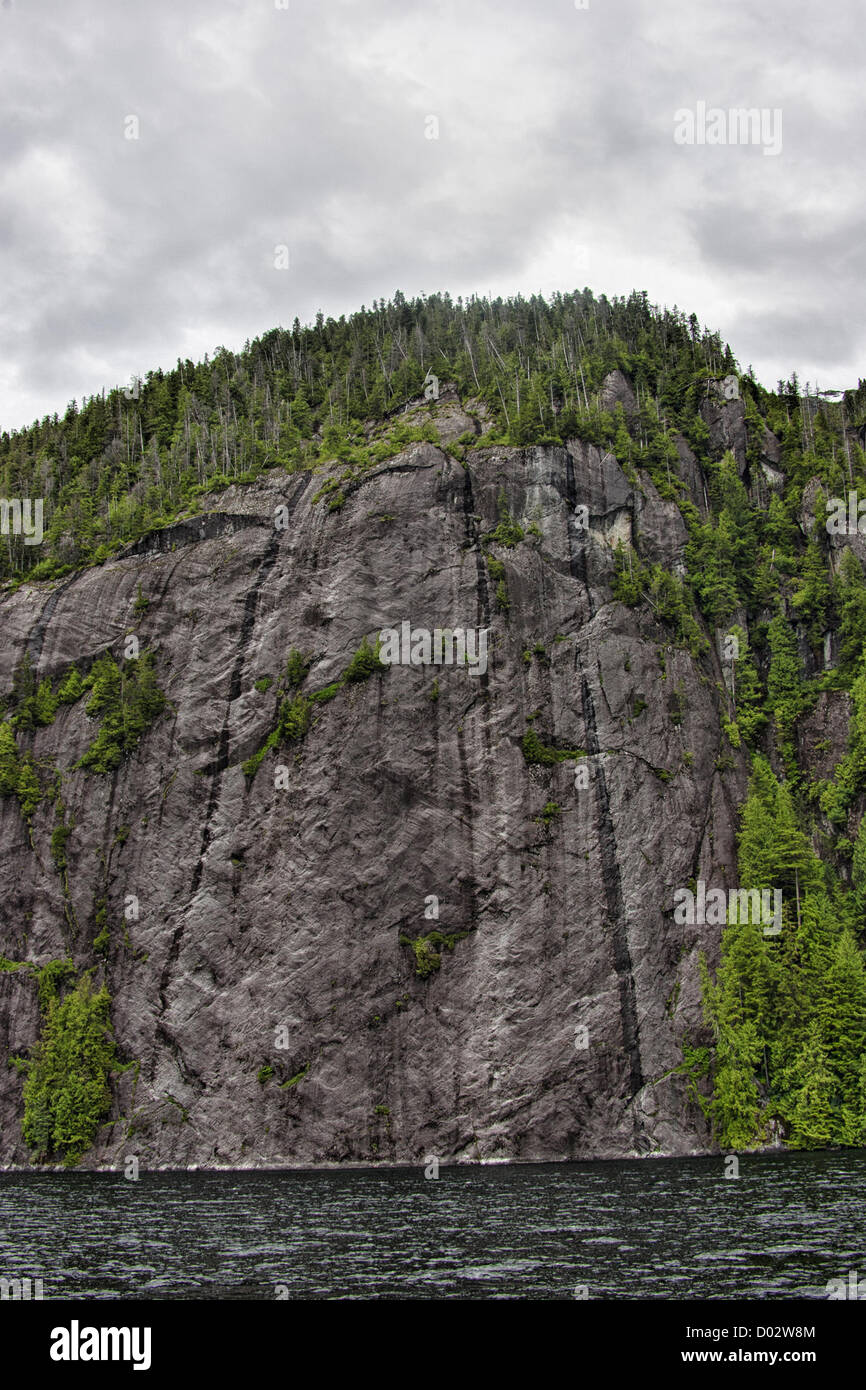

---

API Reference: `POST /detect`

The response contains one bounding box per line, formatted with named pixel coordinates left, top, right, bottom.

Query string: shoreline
left=15, top=1146, right=837, bottom=1176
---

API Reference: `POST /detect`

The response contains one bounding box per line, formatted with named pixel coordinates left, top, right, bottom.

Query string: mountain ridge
left=1, top=289, right=865, bottom=1168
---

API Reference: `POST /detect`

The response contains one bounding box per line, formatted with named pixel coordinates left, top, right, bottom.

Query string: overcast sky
left=0, top=0, right=863, bottom=432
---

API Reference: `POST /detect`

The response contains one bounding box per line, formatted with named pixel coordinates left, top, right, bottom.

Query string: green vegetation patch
left=521, top=728, right=585, bottom=766
left=243, top=635, right=384, bottom=779
left=697, top=755, right=866, bottom=1151
left=342, top=634, right=382, bottom=683
left=17, top=972, right=124, bottom=1166
left=77, top=651, right=166, bottom=774
left=399, top=930, right=470, bottom=978
left=279, top=1063, right=310, bottom=1089
left=484, top=489, right=525, bottom=548
left=611, top=542, right=708, bottom=658
left=0, top=719, right=46, bottom=823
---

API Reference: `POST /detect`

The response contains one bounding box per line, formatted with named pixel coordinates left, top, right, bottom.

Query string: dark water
left=1, top=1150, right=864, bottom=1300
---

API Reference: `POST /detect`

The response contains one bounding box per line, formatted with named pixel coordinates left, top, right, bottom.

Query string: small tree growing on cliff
left=21, top=976, right=120, bottom=1165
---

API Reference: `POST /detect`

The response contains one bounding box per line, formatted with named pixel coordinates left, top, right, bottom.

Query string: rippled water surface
left=1, top=1150, right=864, bottom=1299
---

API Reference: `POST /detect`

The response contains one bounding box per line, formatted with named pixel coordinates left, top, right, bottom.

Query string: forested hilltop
left=5, top=286, right=863, bottom=583
left=2, top=287, right=866, bottom=1161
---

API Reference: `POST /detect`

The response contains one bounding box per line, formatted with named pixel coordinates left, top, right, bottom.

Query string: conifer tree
left=791, top=538, right=831, bottom=650
left=709, top=1018, right=764, bottom=1149
left=788, top=1025, right=834, bottom=1148
left=835, top=549, right=866, bottom=680
left=0, top=721, right=19, bottom=795
left=821, top=930, right=866, bottom=1105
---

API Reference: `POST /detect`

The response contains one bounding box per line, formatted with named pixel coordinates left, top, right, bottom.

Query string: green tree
left=691, top=523, right=741, bottom=624
left=16, top=757, right=42, bottom=821
left=787, top=1025, right=834, bottom=1148
left=850, top=815, right=866, bottom=923
left=709, top=1018, right=764, bottom=1149
left=727, top=626, right=766, bottom=743
left=0, top=721, right=19, bottom=795
left=791, top=538, right=831, bottom=650
left=736, top=757, right=820, bottom=912
left=766, top=613, right=812, bottom=769
left=56, top=666, right=86, bottom=704
left=835, top=548, right=866, bottom=681
left=21, top=975, right=119, bottom=1164
left=821, top=930, right=866, bottom=1105
left=33, top=678, right=59, bottom=727
left=611, top=541, right=646, bottom=606
left=78, top=652, right=166, bottom=773
left=839, top=1053, right=866, bottom=1145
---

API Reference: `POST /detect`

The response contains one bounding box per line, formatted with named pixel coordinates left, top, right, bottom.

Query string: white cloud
left=0, top=0, right=863, bottom=432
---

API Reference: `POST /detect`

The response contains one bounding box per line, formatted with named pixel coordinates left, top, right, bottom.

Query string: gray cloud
left=1, top=0, right=863, bottom=431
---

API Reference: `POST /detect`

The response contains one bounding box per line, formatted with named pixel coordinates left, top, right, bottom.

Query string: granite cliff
left=0, top=376, right=853, bottom=1167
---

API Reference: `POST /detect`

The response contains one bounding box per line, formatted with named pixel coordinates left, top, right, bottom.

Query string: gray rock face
left=798, top=691, right=853, bottom=784
left=600, top=369, right=639, bottom=421
left=0, top=432, right=749, bottom=1168
left=701, top=393, right=748, bottom=471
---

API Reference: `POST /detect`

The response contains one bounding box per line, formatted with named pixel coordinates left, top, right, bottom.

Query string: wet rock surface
left=0, top=422, right=754, bottom=1168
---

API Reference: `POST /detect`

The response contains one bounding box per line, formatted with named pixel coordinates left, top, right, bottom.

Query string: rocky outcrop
left=701, top=393, right=748, bottom=472
left=798, top=690, right=853, bottom=783
left=0, top=403, right=757, bottom=1168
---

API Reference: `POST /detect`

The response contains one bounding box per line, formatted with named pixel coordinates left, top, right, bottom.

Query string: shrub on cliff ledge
left=77, top=652, right=166, bottom=774
left=343, top=635, right=382, bottom=683
left=276, top=694, right=311, bottom=742
left=521, top=728, right=584, bottom=766
left=21, top=976, right=119, bottom=1165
